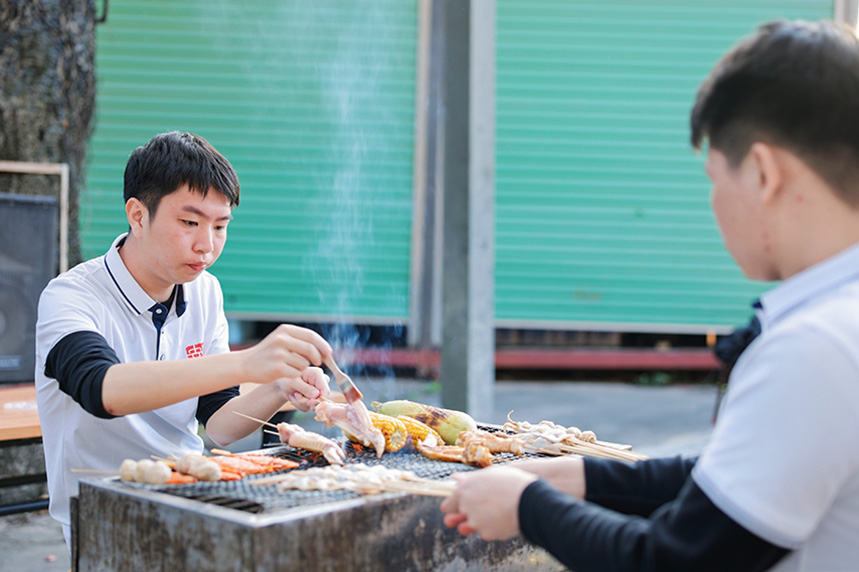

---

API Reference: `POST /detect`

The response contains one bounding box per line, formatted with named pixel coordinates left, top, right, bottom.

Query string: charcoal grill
left=72, top=434, right=565, bottom=571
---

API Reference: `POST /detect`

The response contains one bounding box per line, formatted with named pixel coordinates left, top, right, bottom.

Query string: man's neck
left=117, top=235, right=175, bottom=301
left=773, top=197, right=859, bottom=280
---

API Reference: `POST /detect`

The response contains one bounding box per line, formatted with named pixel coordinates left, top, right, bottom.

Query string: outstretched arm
left=440, top=465, right=787, bottom=572
left=100, top=324, right=331, bottom=415
left=47, top=324, right=332, bottom=420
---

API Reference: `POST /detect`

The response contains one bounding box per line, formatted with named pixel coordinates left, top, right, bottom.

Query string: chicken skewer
left=234, top=411, right=345, bottom=465
left=414, top=439, right=494, bottom=468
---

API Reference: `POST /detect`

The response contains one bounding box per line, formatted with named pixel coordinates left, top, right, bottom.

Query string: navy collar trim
left=175, top=284, right=187, bottom=317
left=103, top=233, right=188, bottom=319
left=104, top=256, right=140, bottom=314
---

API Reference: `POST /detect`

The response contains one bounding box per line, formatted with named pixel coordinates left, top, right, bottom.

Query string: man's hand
left=440, top=466, right=538, bottom=541
left=276, top=367, right=330, bottom=412
left=240, top=324, right=332, bottom=384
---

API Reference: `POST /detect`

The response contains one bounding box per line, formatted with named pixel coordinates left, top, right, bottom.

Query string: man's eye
left=182, top=219, right=197, bottom=227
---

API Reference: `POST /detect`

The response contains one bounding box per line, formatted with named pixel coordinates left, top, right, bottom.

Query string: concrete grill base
left=74, top=478, right=565, bottom=572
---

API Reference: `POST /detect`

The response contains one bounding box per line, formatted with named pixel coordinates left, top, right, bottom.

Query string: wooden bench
left=0, top=384, right=42, bottom=441
left=0, top=383, right=48, bottom=515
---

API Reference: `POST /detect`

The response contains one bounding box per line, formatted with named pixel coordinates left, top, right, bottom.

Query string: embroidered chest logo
left=185, top=343, right=204, bottom=359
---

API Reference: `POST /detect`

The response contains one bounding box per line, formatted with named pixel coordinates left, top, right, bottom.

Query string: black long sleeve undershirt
left=45, top=330, right=239, bottom=425
left=46, top=331, right=119, bottom=418
left=518, top=457, right=789, bottom=572
left=584, top=455, right=697, bottom=517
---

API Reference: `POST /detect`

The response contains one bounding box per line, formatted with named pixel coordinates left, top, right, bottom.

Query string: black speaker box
left=0, top=192, right=58, bottom=383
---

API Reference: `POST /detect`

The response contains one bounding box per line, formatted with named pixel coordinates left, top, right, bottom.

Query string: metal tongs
left=323, top=354, right=363, bottom=405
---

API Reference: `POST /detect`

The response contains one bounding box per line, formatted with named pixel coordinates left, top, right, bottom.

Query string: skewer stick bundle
left=505, top=411, right=648, bottom=462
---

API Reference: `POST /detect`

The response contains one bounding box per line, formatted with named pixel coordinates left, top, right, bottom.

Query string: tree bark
left=0, top=0, right=96, bottom=266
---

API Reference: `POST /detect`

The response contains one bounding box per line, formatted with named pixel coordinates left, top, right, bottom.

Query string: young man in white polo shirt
left=35, top=131, right=334, bottom=547
left=440, top=20, right=859, bottom=571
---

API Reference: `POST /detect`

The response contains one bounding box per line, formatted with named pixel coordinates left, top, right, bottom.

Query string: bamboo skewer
left=380, top=479, right=456, bottom=497
left=234, top=411, right=278, bottom=428
left=249, top=473, right=296, bottom=486
left=526, top=441, right=647, bottom=463
left=151, top=455, right=177, bottom=467
left=559, top=439, right=648, bottom=462
left=560, top=443, right=640, bottom=462
left=595, top=439, right=633, bottom=451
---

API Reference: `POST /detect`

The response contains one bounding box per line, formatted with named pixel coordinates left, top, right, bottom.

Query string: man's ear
left=748, top=142, right=783, bottom=205
left=125, top=198, right=148, bottom=236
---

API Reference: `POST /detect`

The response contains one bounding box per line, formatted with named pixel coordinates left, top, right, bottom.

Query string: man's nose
left=194, top=227, right=214, bottom=253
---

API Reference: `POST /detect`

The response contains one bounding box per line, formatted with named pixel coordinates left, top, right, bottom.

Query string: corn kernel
left=396, top=415, right=443, bottom=447
left=367, top=411, right=407, bottom=452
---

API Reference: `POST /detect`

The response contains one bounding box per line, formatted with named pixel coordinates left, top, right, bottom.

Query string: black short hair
left=691, top=20, right=859, bottom=205
left=123, top=131, right=240, bottom=217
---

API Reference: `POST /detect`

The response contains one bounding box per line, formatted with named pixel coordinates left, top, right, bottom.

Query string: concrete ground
left=0, top=378, right=719, bottom=572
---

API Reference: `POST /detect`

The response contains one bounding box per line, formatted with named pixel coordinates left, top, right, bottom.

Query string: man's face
left=706, top=147, right=774, bottom=281
left=137, top=184, right=233, bottom=293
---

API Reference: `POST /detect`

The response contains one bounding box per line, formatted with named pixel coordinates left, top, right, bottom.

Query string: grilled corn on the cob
left=396, top=415, right=443, bottom=446
left=371, top=399, right=478, bottom=445
left=346, top=411, right=407, bottom=453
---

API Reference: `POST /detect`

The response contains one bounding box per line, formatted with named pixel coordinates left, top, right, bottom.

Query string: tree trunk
left=0, top=0, right=96, bottom=267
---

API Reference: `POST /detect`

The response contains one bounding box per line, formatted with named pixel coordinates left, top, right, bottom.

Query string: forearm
left=508, top=456, right=586, bottom=499
left=204, top=384, right=289, bottom=446
left=102, top=352, right=247, bottom=416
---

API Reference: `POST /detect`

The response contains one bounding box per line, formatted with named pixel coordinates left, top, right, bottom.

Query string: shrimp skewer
left=209, top=449, right=299, bottom=471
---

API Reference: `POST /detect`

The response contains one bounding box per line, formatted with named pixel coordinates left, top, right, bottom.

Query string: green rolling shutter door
left=495, top=1, right=833, bottom=333
left=83, top=1, right=417, bottom=323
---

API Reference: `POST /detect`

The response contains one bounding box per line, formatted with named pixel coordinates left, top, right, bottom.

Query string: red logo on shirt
left=185, top=343, right=204, bottom=359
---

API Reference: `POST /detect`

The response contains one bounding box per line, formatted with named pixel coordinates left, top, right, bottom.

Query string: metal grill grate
left=135, top=433, right=544, bottom=515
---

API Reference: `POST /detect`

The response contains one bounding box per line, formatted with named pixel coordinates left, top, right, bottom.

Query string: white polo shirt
left=35, top=233, right=231, bottom=531
left=694, top=242, right=859, bottom=571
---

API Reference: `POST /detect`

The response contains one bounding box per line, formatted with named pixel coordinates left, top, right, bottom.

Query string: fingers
left=302, top=367, right=331, bottom=401
left=252, top=325, right=335, bottom=384
left=289, top=391, right=312, bottom=413
left=287, top=385, right=319, bottom=413
left=442, top=511, right=477, bottom=537
left=439, top=468, right=531, bottom=540
left=280, top=367, right=331, bottom=412
left=443, top=512, right=467, bottom=528
left=275, top=324, right=332, bottom=365
left=442, top=491, right=475, bottom=536
left=443, top=512, right=476, bottom=535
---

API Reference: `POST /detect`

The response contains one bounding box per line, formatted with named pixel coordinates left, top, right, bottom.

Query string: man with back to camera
left=440, top=20, right=859, bottom=571
left=35, top=131, right=334, bottom=547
